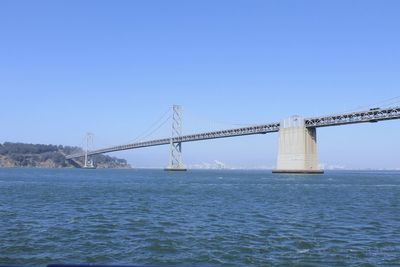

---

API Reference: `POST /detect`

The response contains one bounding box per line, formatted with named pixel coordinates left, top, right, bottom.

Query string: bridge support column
left=165, top=141, right=186, bottom=171
left=83, top=132, right=95, bottom=169
left=165, top=105, right=187, bottom=171
left=273, top=116, right=323, bottom=174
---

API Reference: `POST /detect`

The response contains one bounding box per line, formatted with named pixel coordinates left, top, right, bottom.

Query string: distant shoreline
left=2, top=167, right=398, bottom=172
left=0, top=142, right=131, bottom=169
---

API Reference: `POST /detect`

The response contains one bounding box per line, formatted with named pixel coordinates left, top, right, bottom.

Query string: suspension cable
left=312, top=95, right=400, bottom=118
left=185, top=108, right=258, bottom=132
left=342, top=95, right=400, bottom=113
left=123, top=107, right=171, bottom=144
left=134, top=115, right=171, bottom=142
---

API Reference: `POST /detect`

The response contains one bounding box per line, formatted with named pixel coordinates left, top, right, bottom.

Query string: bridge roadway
left=66, top=106, right=400, bottom=159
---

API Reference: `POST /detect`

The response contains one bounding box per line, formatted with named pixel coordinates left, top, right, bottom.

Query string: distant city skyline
left=1, top=0, right=399, bottom=169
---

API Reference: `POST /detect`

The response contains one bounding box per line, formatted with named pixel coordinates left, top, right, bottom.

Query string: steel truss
left=66, top=106, right=400, bottom=159
left=166, top=105, right=185, bottom=170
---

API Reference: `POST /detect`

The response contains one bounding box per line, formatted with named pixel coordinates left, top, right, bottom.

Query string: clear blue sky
left=1, top=0, right=399, bottom=169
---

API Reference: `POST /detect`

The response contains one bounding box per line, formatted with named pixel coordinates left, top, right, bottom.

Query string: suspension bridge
left=66, top=102, right=400, bottom=173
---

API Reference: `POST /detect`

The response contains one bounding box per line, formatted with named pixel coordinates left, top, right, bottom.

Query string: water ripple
left=0, top=169, right=399, bottom=266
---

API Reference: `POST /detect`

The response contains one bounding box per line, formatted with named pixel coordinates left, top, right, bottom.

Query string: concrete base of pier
left=272, top=169, right=324, bottom=174
left=274, top=116, right=323, bottom=174
left=164, top=167, right=187, bottom=172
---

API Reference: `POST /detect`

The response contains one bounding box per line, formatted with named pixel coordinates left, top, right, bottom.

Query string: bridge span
left=66, top=106, right=400, bottom=173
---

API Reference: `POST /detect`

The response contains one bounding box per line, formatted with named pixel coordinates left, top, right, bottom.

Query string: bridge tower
left=83, top=132, right=95, bottom=169
left=165, top=105, right=187, bottom=171
left=273, top=116, right=323, bottom=174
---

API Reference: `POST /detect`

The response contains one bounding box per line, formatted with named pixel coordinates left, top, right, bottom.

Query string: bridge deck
left=66, top=106, right=400, bottom=159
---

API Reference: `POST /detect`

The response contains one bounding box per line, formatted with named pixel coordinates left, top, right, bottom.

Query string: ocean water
left=0, top=168, right=399, bottom=266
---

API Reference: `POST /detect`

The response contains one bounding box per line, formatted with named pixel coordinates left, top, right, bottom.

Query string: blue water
left=0, top=169, right=399, bottom=266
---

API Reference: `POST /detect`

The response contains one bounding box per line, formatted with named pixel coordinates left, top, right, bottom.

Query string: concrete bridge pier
left=273, top=116, right=324, bottom=174
left=165, top=141, right=187, bottom=171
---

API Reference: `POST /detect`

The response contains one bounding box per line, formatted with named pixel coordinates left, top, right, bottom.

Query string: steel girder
left=66, top=106, right=400, bottom=159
